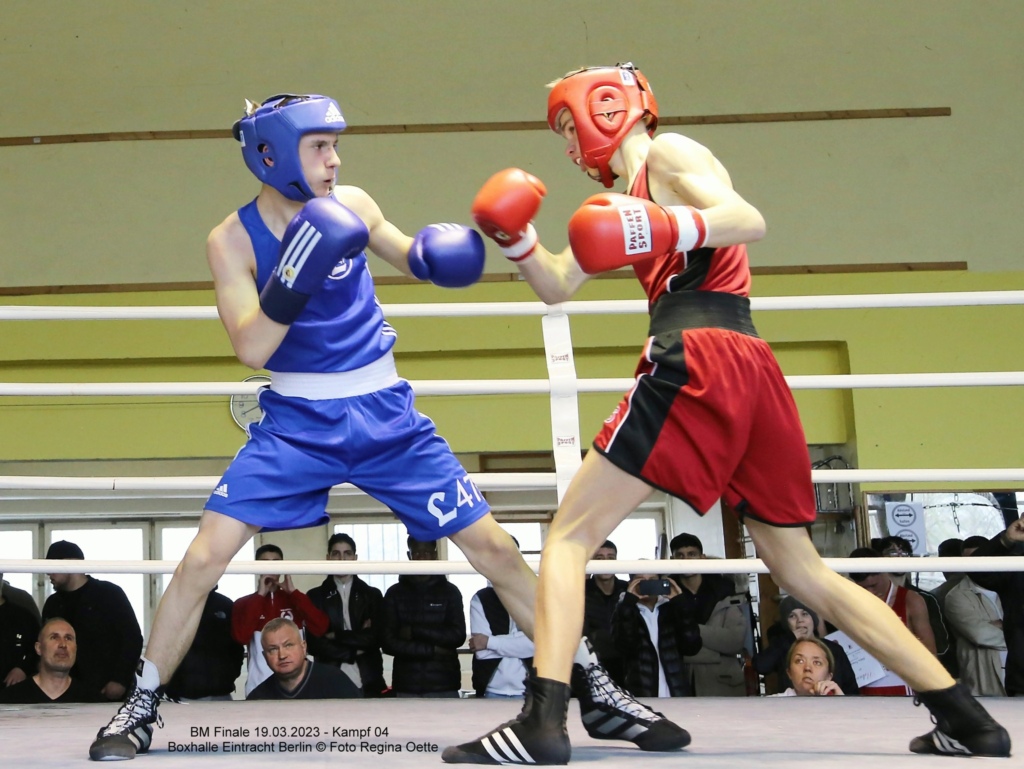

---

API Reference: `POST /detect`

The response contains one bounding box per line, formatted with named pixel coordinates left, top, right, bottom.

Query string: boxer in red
left=444, top=63, right=1010, bottom=764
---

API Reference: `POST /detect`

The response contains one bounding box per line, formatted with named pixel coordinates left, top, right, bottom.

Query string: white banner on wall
left=884, top=500, right=927, bottom=555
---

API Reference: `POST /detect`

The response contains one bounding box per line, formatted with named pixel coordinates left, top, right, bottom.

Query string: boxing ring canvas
left=2, top=697, right=1021, bottom=767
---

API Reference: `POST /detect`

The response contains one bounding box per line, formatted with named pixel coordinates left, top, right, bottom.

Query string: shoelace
left=911, top=695, right=939, bottom=727
left=585, top=665, right=659, bottom=720
left=100, top=690, right=164, bottom=736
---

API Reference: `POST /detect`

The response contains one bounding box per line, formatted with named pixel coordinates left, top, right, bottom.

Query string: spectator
left=774, top=639, right=845, bottom=697
left=164, top=587, right=243, bottom=701
left=931, top=538, right=966, bottom=610
left=880, top=535, right=955, bottom=677
left=41, top=540, right=143, bottom=701
left=670, top=534, right=748, bottom=696
left=1, top=573, right=41, bottom=623
left=961, top=522, right=1024, bottom=696
left=0, top=618, right=101, bottom=704
left=470, top=537, right=534, bottom=698
left=611, top=571, right=701, bottom=697
left=381, top=537, right=465, bottom=698
left=944, top=535, right=1007, bottom=696
left=753, top=595, right=859, bottom=695
left=582, top=540, right=629, bottom=685
left=848, top=547, right=935, bottom=695
left=247, top=618, right=361, bottom=700
left=307, top=533, right=387, bottom=697
left=0, top=573, right=40, bottom=689
left=232, top=544, right=329, bottom=696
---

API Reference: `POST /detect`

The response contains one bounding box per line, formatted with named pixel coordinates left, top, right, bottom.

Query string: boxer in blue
left=90, top=93, right=686, bottom=761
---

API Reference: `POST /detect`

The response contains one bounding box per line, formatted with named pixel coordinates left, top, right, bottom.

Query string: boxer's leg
left=89, top=512, right=256, bottom=761
left=146, top=512, right=257, bottom=682
left=443, top=453, right=690, bottom=765
left=747, top=520, right=1010, bottom=757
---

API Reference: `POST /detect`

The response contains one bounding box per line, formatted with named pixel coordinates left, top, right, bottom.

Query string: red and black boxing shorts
left=593, top=291, right=816, bottom=527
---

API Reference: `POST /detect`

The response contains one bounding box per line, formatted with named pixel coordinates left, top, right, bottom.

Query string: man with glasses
left=307, top=533, right=387, bottom=697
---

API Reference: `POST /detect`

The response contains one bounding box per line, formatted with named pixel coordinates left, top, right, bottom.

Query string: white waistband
left=269, top=352, right=400, bottom=400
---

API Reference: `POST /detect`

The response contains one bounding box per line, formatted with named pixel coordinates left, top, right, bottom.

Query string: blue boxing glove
left=259, top=197, right=370, bottom=325
left=407, top=224, right=485, bottom=288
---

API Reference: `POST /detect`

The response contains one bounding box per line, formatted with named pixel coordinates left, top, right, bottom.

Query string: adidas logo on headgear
left=324, top=103, right=345, bottom=123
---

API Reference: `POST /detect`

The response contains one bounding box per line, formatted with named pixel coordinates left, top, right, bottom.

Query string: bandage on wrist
left=667, top=206, right=709, bottom=252
left=499, top=223, right=538, bottom=262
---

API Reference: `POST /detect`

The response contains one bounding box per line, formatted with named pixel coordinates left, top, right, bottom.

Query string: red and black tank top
left=627, top=165, right=751, bottom=305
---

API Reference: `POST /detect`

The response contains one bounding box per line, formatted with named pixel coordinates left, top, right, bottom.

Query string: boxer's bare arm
left=514, top=242, right=591, bottom=305
left=207, top=214, right=289, bottom=370
left=646, top=133, right=766, bottom=248
left=332, top=185, right=415, bottom=277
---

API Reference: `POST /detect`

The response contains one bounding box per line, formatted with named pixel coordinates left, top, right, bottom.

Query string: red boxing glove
left=568, top=193, right=708, bottom=275
left=471, top=168, right=547, bottom=262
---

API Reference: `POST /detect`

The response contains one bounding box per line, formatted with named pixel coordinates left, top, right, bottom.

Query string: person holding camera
left=610, top=573, right=702, bottom=697
left=670, top=534, right=751, bottom=696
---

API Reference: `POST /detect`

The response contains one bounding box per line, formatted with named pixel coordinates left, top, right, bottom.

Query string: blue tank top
left=238, top=198, right=397, bottom=373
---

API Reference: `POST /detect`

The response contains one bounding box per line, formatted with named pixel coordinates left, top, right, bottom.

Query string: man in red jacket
left=232, top=544, right=328, bottom=695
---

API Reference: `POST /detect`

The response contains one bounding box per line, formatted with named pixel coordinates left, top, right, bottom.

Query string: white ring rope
left=1, top=290, right=1019, bottom=535
left=2, top=290, right=1023, bottom=321
left=1, top=556, right=1019, bottom=577
left=0, top=371, right=1022, bottom=397
left=1, top=468, right=1023, bottom=493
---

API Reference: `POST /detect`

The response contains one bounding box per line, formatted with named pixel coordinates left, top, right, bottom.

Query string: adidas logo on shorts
left=213, top=483, right=229, bottom=498
left=324, top=103, right=345, bottom=123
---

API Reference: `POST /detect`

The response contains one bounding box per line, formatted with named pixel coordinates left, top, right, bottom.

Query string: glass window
left=0, top=528, right=35, bottom=596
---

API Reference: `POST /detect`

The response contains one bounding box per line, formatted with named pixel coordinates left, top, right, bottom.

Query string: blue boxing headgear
left=232, top=94, right=347, bottom=202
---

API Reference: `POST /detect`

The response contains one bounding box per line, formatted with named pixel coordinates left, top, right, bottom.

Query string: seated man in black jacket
left=307, top=533, right=387, bottom=697
left=611, top=571, right=702, bottom=697
left=248, top=618, right=361, bottom=700
left=381, top=537, right=465, bottom=698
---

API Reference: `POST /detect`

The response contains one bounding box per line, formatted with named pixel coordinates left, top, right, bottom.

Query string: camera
left=637, top=578, right=672, bottom=596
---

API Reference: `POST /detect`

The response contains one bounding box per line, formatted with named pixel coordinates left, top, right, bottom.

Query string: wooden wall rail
left=0, top=107, right=951, bottom=148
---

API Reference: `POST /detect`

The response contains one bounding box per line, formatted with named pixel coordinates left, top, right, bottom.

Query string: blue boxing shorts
left=204, top=380, right=490, bottom=540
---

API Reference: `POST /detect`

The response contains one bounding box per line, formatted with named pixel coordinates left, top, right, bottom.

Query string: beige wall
left=2, top=1, right=1023, bottom=288
left=0, top=3, right=1021, bottom=496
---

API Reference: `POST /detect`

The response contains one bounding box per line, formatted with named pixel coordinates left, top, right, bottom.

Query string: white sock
left=136, top=657, right=161, bottom=691
left=573, top=637, right=597, bottom=668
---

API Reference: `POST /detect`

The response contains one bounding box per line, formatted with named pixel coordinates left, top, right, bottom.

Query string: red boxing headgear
left=547, top=63, right=658, bottom=188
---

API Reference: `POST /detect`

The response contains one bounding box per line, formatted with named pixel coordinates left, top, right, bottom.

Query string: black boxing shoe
left=89, top=685, right=163, bottom=761
left=570, top=639, right=690, bottom=752
left=442, top=672, right=571, bottom=765
left=909, top=683, right=1011, bottom=757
